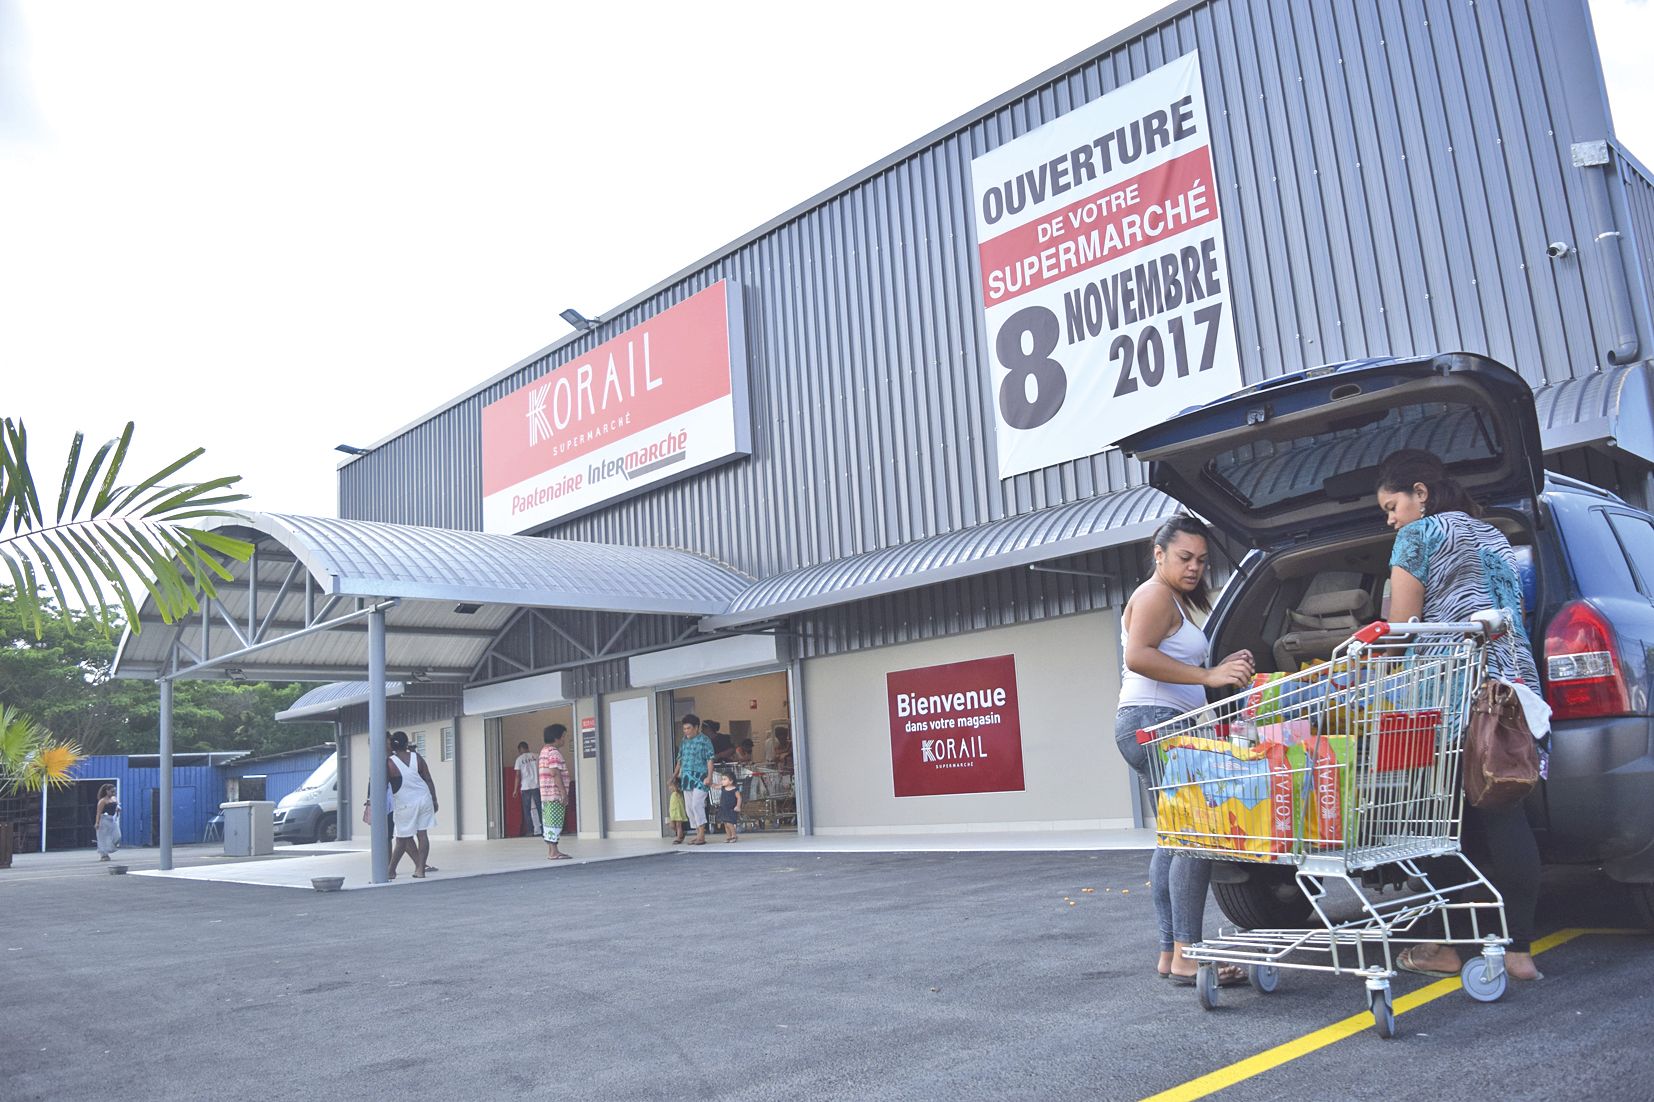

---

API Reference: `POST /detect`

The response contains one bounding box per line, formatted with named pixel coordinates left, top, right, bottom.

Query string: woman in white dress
left=387, top=731, right=438, bottom=879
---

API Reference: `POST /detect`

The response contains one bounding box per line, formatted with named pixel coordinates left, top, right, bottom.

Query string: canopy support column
left=368, top=606, right=389, bottom=884
left=787, top=659, right=812, bottom=836
left=159, top=677, right=174, bottom=870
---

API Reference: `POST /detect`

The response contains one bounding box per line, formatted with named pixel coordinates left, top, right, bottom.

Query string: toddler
left=667, top=776, right=689, bottom=844
left=712, top=770, right=741, bottom=843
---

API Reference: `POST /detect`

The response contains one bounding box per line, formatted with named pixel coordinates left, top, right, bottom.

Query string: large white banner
left=971, top=51, right=1241, bottom=479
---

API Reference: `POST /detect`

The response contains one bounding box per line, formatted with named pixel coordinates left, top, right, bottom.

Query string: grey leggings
left=1115, top=704, right=1213, bottom=951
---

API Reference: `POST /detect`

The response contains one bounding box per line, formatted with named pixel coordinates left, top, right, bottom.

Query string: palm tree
left=0, top=705, right=81, bottom=796
left=0, top=418, right=253, bottom=636
left=0, top=705, right=81, bottom=867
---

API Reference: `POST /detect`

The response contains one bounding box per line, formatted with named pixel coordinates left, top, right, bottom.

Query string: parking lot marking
left=1140, top=927, right=1646, bottom=1102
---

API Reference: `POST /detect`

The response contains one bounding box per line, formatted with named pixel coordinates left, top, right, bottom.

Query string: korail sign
left=481, top=280, right=750, bottom=533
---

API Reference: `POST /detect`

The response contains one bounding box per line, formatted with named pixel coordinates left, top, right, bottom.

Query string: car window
left=1607, top=512, right=1654, bottom=598
left=1582, top=509, right=1644, bottom=598
left=1208, top=400, right=1501, bottom=509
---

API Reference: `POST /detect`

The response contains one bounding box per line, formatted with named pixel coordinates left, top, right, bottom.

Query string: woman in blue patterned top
left=1376, top=449, right=1544, bottom=982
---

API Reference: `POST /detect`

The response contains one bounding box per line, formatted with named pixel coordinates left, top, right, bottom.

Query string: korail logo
left=922, top=737, right=990, bottom=764
left=526, top=383, right=553, bottom=446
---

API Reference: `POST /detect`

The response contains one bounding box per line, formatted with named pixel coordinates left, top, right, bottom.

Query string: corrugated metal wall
left=72, top=756, right=225, bottom=848
left=1617, top=142, right=1654, bottom=343
left=226, top=748, right=334, bottom=807
left=337, top=0, right=1648, bottom=649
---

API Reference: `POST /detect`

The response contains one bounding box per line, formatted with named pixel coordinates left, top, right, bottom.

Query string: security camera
left=1545, top=242, right=1571, bottom=259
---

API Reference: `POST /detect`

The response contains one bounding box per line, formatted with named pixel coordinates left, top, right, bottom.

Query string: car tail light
left=1543, top=600, right=1630, bottom=719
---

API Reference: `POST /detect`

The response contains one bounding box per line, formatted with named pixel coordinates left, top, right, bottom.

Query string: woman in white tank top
left=1114, top=517, right=1254, bottom=985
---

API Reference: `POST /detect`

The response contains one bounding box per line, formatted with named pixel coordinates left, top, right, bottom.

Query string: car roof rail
left=1544, top=471, right=1627, bottom=503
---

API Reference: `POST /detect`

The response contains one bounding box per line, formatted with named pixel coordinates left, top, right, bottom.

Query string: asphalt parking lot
left=3, top=849, right=1651, bottom=1101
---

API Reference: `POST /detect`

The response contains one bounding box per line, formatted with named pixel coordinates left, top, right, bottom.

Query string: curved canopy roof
left=115, top=491, right=1179, bottom=681
left=246, top=513, right=751, bottom=614
left=114, top=513, right=751, bottom=682
left=701, top=484, right=1179, bottom=630
left=1532, top=360, right=1654, bottom=464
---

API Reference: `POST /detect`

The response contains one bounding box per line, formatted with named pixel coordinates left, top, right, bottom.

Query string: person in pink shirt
left=538, top=725, right=573, bottom=861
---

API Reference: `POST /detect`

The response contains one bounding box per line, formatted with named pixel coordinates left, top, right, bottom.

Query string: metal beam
left=247, top=545, right=258, bottom=641
left=157, top=599, right=400, bottom=680
left=115, top=662, right=473, bottom=683
left=534, top=610, right=597, bottom=659
left=159, top=677, right=175, bottom=869
left=255, top=559, right=303, bottom=643
left=210, top=598, right=250, bottom=649
left=368, top=607, right=389, bottom=885
left=599, top=613, right=639, bottom=657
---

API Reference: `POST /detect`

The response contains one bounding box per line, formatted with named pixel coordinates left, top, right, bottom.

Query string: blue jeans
left=519, top=789, right=542, bottom=837
left=1115, top=704, right=1213, bottom=952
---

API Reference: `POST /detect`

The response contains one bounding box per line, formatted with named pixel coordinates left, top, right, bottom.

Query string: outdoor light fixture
left=559, top=308, right=598, bottom=331
left=334, top=444, right=371, bottom=455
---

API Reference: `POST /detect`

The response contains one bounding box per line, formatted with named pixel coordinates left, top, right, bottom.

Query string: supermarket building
left=116, top=0, right=1654, bottom=874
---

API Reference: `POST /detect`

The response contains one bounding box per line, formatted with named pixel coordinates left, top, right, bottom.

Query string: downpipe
left=1575, top=140, right=1641, bottom=365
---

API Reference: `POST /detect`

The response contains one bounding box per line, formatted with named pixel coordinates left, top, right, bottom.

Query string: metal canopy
left=274, top=680, right=408, bottom=721
left=1533, top=361, right=1654, bottom=464
left=250, top=514, right=750, bottom=614
left=699, top=484, right=1179, bottom=631
left=112, top=513, right=753, bottom=683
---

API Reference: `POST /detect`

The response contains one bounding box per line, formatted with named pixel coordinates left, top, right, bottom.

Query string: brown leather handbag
left=1463, top=680, right=1541, bottom=808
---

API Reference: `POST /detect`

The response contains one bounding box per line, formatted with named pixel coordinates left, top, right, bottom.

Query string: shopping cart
left=1134, top=616, right=1514, bottom=1037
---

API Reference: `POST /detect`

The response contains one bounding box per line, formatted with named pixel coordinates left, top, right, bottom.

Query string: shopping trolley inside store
left=733, top=764, right=797, bottom=832
left=1134, top=615, right=1514, bottom=1037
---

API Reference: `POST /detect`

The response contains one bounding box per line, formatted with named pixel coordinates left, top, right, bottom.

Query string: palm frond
left=0, top=418, right=254, bottom=637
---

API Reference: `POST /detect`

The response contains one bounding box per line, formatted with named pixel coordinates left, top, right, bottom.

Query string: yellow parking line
left=1141, top=928, right=1645, bottom=1102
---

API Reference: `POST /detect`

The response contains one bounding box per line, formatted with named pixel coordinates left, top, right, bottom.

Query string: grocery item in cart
left=1247, top=667, right=1360, bottom=738
left=1156, top=735, right=1293, bottom=860
left=1287, top=734, right=1354, bottom=846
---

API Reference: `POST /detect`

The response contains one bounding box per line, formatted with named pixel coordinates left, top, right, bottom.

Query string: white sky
left=3, top=0, right=1651, bottom=521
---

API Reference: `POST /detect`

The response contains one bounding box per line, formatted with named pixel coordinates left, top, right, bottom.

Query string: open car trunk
left=1206, top=510, right=1541, bottom=678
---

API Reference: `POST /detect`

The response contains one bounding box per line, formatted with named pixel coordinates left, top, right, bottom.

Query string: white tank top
left=389, top=751, right=431, bottom=805
left=1118, top=590, right=1209, bottom=713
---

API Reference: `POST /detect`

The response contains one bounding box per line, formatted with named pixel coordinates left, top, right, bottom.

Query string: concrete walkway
left=117, top=826, right=1158, bottom=891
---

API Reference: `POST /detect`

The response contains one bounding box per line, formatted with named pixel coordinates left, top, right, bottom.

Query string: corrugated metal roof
left=700, top=484, right=1178, bottom=630
left=275, top=681, right=407, bottom=721
left=255, top=514, right=751, bottom=614
left=113, top=513, right=753, bottom=682
left=1532, top=361, right=1654, bottom=464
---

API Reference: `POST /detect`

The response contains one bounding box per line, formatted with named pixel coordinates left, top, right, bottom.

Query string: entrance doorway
left=664, top=671, right=794, bottom=835
left=495, top=706, right=577, bottom=840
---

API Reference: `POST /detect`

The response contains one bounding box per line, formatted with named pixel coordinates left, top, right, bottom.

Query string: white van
left=272, top=753, right=339, bottom=844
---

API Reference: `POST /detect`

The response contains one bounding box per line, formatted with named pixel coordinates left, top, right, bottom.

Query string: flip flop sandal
left=1396, top=946, right=1459, bottom=978
left=1170, top=967, right=1249, bottom=987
